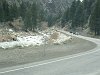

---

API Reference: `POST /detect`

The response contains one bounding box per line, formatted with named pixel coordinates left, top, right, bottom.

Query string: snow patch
left=0, top=29, right=71, bottom=49
left=0, top=35, right=44, bottom=49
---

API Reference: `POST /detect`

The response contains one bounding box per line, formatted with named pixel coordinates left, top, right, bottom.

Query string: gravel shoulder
left=0, top=36, right=97, bottom=69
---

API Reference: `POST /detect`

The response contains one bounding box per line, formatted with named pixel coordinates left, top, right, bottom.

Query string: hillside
left=7, top=0, right=74, bottom=15
left=0, top=0, right=100, bottom=42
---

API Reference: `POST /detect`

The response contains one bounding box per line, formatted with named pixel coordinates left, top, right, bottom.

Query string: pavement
left=0, top=31, right=100, bottom=75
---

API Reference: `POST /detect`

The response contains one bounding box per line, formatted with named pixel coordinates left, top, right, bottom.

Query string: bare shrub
left=50, top=32, right=59, bottom=40
left=48, top=32, right=59, bottom=44
left=8, top=17, right=23, bottom=30
left=0, top=34, right=17, bottom=42
left=40, top=22, right=48, bottom=30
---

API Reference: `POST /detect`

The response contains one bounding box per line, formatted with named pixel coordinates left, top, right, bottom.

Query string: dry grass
left=50, top=32, right=59, bottom=40
left=48, top=32, right=59, bottom=44
left=40, top=22, right=48, bottom=30
left=0, top=34, right=17, bottom=42
left=8, top=18, right=23, bottom=30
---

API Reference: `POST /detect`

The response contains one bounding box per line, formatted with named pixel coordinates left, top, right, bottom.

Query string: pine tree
left=83, top=0, right=95, bottom=24
left=19, top=1, right=29, bottom=19
left=24, top=9, right=32, bottom=31
left=83, top=0, right=88, bottom=9
left=9, top=3, right=19, bottom=21
left=31, top=2, right=38, bottom=31
left=2, top=0, right=10, bottom=22
left=61, top=8, right=70, bottom=27
left=39, top=8, right=45, bottom=21
left=24, top=2, right=38, bottom=31
left=0, top=0, right=4, bottom=22
left=82, top=0, right=89, bottom=24
left=71, top=0, right=84, bottom=29
left=89, top=0, right=100, bottom=35
left=88, top=0, right=95, bottom=15
left=47, top=14, right=53, bottom=27
left=69, top=0, right=77, bottom=20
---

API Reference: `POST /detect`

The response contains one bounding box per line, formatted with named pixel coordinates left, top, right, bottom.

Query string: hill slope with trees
left=62, top=0, right=100, bottom=36
left=0, top=0, right=74, bottom=31
left=0, top=0, right=100, bottom=36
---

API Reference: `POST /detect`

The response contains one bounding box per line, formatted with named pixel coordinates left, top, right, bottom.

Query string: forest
left=0, top=0, right=100, bottom=35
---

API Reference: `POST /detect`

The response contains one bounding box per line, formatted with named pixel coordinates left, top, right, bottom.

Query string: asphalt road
left=0, top=31, right=100, bottom=75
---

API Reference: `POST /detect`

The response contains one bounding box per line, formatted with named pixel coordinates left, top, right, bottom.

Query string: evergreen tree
left=19, top=1, right=29, bottom=19
left=89, top=0, right=100, bottom=35
left=9, top=3, right=19, bottom=21
left=71, top=0, right=84, bottom=29
left=83, top=0, right=88, bottom=9
left=61, top=8, right=70, bottom=27
left=31, top=2, right=38, bottom=31
left=69, top=0, right=77, bottom=20
left=83, top=0, right=95, bottom=24
left=2, top=0, right=10, bottom=22
left=47, top=14, right=57, bottom=27
left=88, top=0, right=95, bottom=15
left=0, top=0, right=4, bottom=22
left=47, top=14, right=53, bottom=27
left=82, top=0, right=89, bottom=24
left=76, top=0, right=81, bottom=7
left=24, top=2, right=38, bottom=31
left=39, top=8, right=45, bottom=21
left=24, top=9, right=32, bottom=31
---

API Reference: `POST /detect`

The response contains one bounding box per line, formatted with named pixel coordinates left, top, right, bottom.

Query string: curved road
left=0, top=31, right=100, bottom=75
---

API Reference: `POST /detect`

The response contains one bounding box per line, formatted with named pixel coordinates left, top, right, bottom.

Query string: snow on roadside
left=0, top=29, right=71, bottom=49
left=0, top=35, right=44, bottom=49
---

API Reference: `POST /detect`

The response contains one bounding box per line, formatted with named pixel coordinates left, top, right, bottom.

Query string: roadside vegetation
left=0, top=0, right=100, bottom=44
left=62, top=0, right=100, bottom=36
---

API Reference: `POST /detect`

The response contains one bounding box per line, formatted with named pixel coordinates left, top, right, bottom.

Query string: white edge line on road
left=0, top=30, right=100, bottom=74
left=0, top=47, right=99, bottom=74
